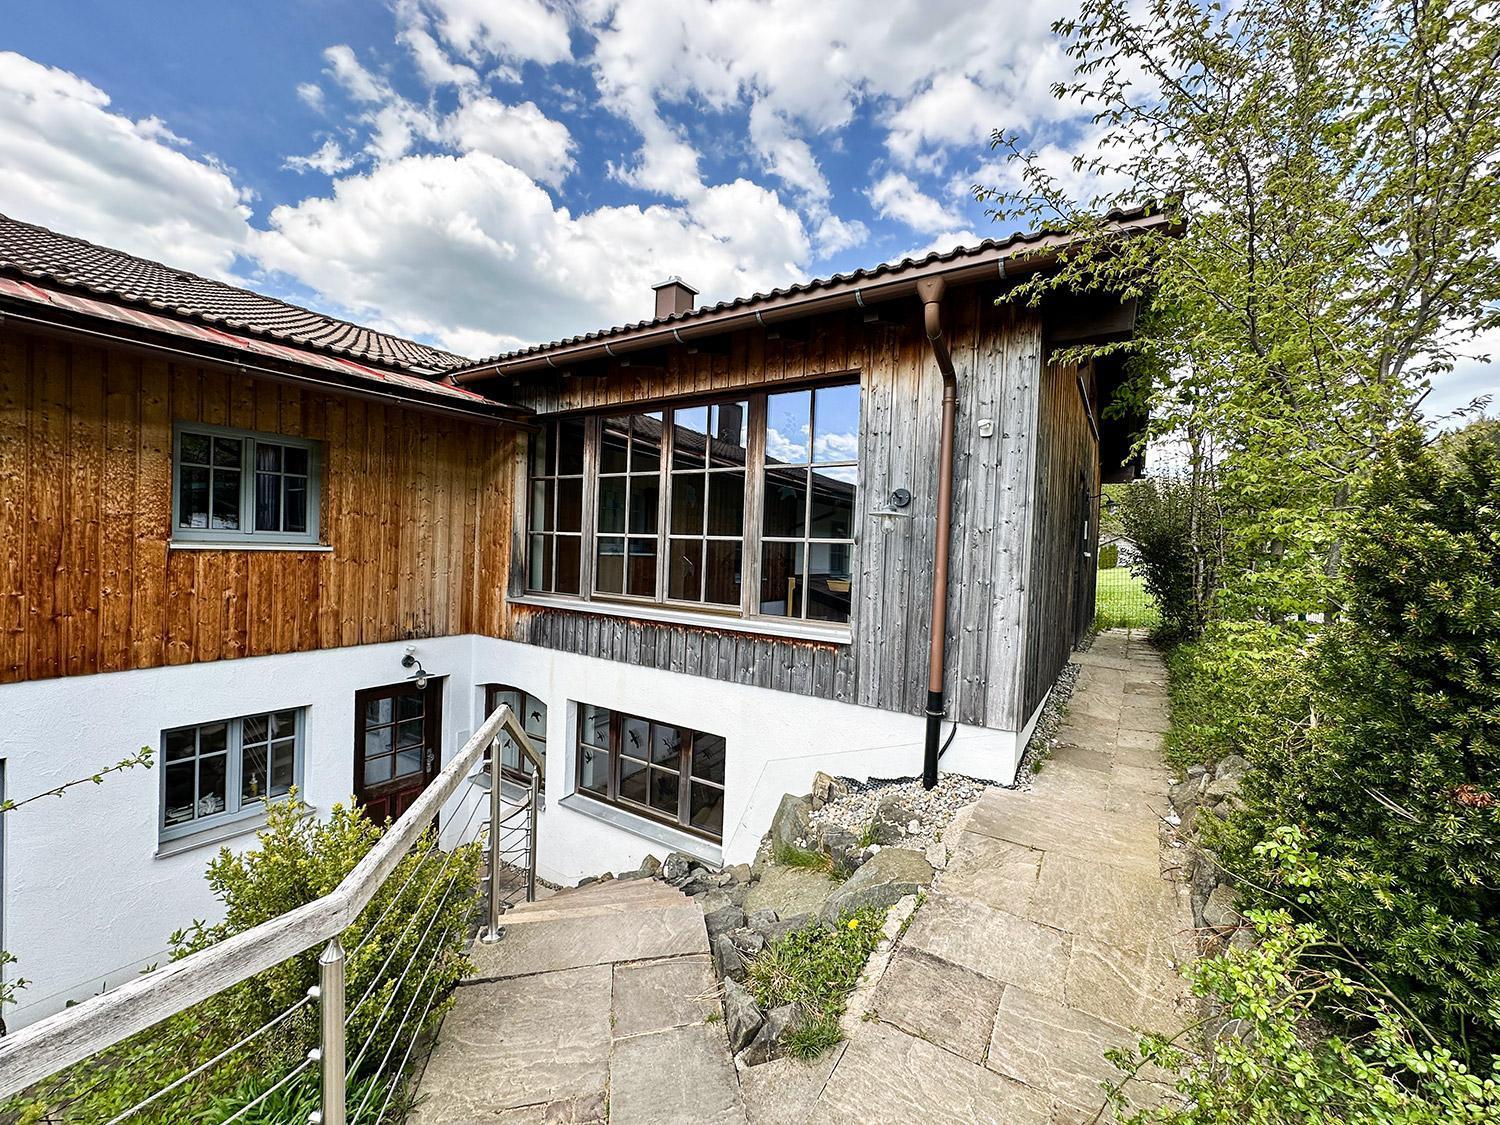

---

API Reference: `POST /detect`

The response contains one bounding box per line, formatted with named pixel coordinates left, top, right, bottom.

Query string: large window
left=525, top=381, right=860, bottom=627
left=576, top=704, right=726, bottom=839
left=484, top=684, right=547, bottom=782
left=161, top=709, right=304, bottom=840
left=173, top=423, right=321, bottom=546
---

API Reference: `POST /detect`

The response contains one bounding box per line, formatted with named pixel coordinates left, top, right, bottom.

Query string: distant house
left=0, top=206, right=1162, bottom=1027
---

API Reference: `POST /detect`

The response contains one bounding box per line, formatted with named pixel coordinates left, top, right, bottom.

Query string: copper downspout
left=916, top=276, right=958, bottom=790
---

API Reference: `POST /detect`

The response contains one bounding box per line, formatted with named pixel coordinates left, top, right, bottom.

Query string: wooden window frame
left=574, top=704, right=726, bottom=841
left=160, top=708, right=305, bottom=842
left=524, top=377, right=860, bottom=628
left=483, top=684, right=547, bottom=782
left=525, top=417, right=586, bottom=594
left=172, top=422, right=323, bottom=547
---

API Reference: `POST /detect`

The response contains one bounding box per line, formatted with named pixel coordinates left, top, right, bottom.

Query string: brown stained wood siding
left=0, top=327, right=513, bottom=684
left=503, top=293, right=1044, bottom=733
left=1019, top=356, right=1100, bottom=721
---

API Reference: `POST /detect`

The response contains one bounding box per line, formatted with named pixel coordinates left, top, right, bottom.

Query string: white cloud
left=399, top=24, right=482, bottom=89
left=420, top=0, right=573, bottom=67
left=1424, top=327, right=1500, bottom=425
left=866, top=172, right=962, bottom=233
left=813, top=214, right=869, bottom=256
left=284, top=139, right=356, bottom=176
left=888, top=230, right=982, bottom=264
left=447, top=98, right=575, bottom=187
left=748, top=101, right=828, bottom=201
left=322, top=44, right=392, bottom=104
left=296, top=82, right=326, bottom=112
left=0, top=51, right=250, bottom=278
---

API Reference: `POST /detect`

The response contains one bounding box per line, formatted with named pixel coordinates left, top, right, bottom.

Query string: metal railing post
left=314, top=936, right=346, bottom=1125
left=526, top=768, right=540, bottom=903
left=481, top=736, right=504, bottom=943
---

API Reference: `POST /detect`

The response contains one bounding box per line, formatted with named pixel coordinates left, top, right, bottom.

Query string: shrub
left=1114, top=477, right=1222, bottom=642
left=1099, top=542, right=1120, bottom=569
left=1218, top=429, right=1500, bottom=1056
left=5, top=799, right=479, bottom=1123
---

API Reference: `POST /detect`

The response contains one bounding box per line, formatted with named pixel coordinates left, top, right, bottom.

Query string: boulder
left=636, top=854, right=663, bottom=879
left=729, top=927, right=766, bottom=958
left=727, top=863, right=754, bottom=884
left=712, top=932, right=748, bottom=982
left=811, top=771, right=851, bottom=811
left=1214, top=753, right=1250, bottom=784
left=723, top=980, right=765, bottom=1053
left=771, top=794, right=814, bottom=851
left=747, top=908, right=779, bottom=929
left=1202, top=883, right=1241, bottom=931
left=738, top=1003, right=801, bottom=1067
left=760, top=912, right=814, bottom=944
left=705, top=905, right=747, bottom=942
left=662, top=852, right=695, bottom=885
left=821, top=847, right=935, bottom=923
left=869, top=793, right=916, bottom=845
left=1169, top=776, right=1205, bottom=812
left=696, top=889, right=734, bottom=915
left=723, top=882, right=751, bottom=910
left=744, top=866, right=837, bottom=920
left=820, top=826, right=860, bottom=872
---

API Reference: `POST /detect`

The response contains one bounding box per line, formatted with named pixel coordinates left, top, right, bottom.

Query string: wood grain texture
left=0, top=326, right=514, bottom=684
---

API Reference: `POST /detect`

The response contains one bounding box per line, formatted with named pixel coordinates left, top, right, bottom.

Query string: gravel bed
left=804, top=772, right=998, bottom=853
left=1012, top=660, right=1083, bottom=790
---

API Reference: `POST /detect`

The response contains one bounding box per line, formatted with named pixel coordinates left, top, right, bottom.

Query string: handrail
left=0, top=704, right=541, bottom=1100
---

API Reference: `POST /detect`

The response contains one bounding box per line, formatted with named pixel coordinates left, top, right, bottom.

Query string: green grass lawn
left=1094, top=567, right=1159, bottom=631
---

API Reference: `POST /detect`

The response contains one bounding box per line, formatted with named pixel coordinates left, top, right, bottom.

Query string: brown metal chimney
left=652, top=276, right=698, bottom=319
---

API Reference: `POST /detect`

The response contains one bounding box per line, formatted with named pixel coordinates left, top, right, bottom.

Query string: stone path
left=756, top=628, right=1196, bottom=1124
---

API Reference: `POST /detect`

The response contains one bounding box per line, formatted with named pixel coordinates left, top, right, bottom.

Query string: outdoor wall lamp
left=401, top=646, right=429, bottom=689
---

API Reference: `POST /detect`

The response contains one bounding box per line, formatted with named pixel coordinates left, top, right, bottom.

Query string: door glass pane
left=364, top=697, right=393, bottom=725
left=668, top=539, right=703, bottom=601
left=601, top=417, right=630, bottom=473
left=630, top=413, right=662, bottom=470
left=704, top=540, right=742, bottom=606
left=164, top=762, right=195, bottom=825
left=813, top=384, right=860, bottom=463
left=692, top=733, right=726, bottom=784
left=529, top=424, right=550, bottom=476
left=595, top=536, right=625, bottom=594
left=364, top=755, right=393, bottom=785
left=365, top=727, right=394, bottom=756
left=557, top=418, right=586, bottom=475
left=765, top=390, right=811, bottom=464
left=763, top=469, right=807, bottom=537
left=626, top=539, right=657, bottom=597
left=395, top=748, right=422, bottom=777
left=760, top=542, right=805, bottom=618
left=396, top=718, right=425, bottom=748
left=672, top=407, right=708, bottom=469
left=709, top=402, right=748, bottom=466
left=522, top=696, right=547, bottom=738
left=491, top=688, right=520, bottom=717
left=690, top=782, right=724, bottom=835
left=556, top=478, right=583, bottom=532
left=397, top=693, right=424, bottom=721
left=707, top=472, right=745, bottom=536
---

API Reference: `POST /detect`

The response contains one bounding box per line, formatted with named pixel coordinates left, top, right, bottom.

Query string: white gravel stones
left=1013, top=660, right=1083, bottom=791
left=804, top=773, right=996, bottom=854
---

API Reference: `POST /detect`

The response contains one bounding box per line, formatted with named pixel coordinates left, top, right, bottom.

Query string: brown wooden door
left=354, top=679, right=443, bottom=823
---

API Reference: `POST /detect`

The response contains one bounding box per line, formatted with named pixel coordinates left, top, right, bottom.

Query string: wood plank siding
left=1019, top=355, right=1100, bottom=720
left=0, top=326, right=513, bottom=684
left=503, top=288, right=1046, bottom=733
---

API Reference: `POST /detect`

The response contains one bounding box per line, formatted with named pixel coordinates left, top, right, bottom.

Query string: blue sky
left=0, top=1, right=1492, bottom=416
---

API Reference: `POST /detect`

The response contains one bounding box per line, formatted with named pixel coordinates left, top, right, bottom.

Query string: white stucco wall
left=0, top=633, right=1027, bottom=1030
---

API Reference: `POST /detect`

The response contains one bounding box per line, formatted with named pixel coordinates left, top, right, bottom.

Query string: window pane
left=619, top=755, right=647, bottom=804
left=626, top=538, right=657, bottom=597
left=284, top=478, right=308, bottom=534
left=704, top=540, right=742, bottom=606
left=242, top=714, right=269, bottom=745
left=580, top=746, right=608, bottom=794
left=556, top=478, right=583, bottom=533
left=813, top=384, right=860, bottom=463
left=630, top=412, right=662, bottom=471
left=807, top=542, right=853, bottom=623
left=529, top=534, right=552, bottom=590
left=522, top=696, right=547, bottom=739
left=180, top=433, right=211, bottom=465
left=164, top=728, right=197, bottom=762
left=256, top=471, right=281, bottom=532
left=530, top=480, right=554, bottom=532
left=672, top=407, right=708, bottom=469
left=557, top=418, right=586, bottom=475
left=491, top=688, right=521, bottom=716
left=760, top=541, right=805, bottom=618
left=765, top=390, right=811, bottom=464
left=255, top=443, right=282, bottom=472
left=242, top=742, right=268, bottom=802
left=707, top=472, right=745, bottom=536
left=365, top=697, right=392, bottom=725
left=621, top=716, right=649, bottom=758
left=199, top=722, right=229, bottom=755
left=763, top=469, right=807, bottom=537
left=668, top=539, right=702, bottom=601
left=692, top=734, right=726, bottom=784
left=364, top=755, right=393, bottom=785
left=628, top=475, right=659, bottom=534
left=580, top=704, right=611, bottom=748
left=809, top=469, right=855, bottom=539
left=179, top=466, right=210, bottom=528
left=556, top=536, right=581, bottom=594
left=670, top=474, right=704, bottom=535
left=273, top=711, right=298, bottom=739
left=164, top=762, right=196, bottom=825
left=284, top=447, right=309, bottom=476
left=595, top=536, right=625, bottom=594
left=365, top=727, right=394, bottom=757
left=270, top=741, right=296, bottom=794
left=398, top=693, right=424, bottom=721
left=597, top=477, right=626, bottom=534
left=690, top=783, right=724, bottom=836
left=198, top=753, right=228, bottom=817
left=211, top=471, right=241, bottom=530
left=213, top=437, right=242, bottom=468
left=529, top=424, right=550, bottom=476
left=651, top=723, right=683, bottom=767
left=601, top=417, right=630, bottom=473
left=709, top=402, right=748, bottom=467
left=650, top=771, right=679, bottom=814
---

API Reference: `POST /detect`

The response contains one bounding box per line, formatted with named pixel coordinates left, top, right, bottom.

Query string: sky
left=0, top=0, right=1492, bottom=418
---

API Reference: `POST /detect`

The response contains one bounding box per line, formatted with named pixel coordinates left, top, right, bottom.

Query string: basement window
left=524, top=380, right=860, bottom=627
left=172, top=423, right=322, bottom=546
left=484, top=684, right=548, bottom=782
left=575, top=703, right=726, bottom=840
left=160, top=709, right=305, bottom=841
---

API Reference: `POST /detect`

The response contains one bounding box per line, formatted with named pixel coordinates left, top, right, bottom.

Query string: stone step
left=510, top=877, right=688, bottom=916
left=471, top=899, right=710, bottom=980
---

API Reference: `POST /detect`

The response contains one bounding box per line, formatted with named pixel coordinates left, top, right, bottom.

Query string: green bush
left=1114, top=477, right=1222, bottom=643
left=1218, top=430, right=1500, bottom=1056
left=1099, top=542, right=1120, bottom=569
left=6, top=799, right=479, bottom=1123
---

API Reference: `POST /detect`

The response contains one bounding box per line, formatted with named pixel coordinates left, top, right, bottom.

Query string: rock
left=696, top=889, right=734, bottom=914
left=820, top=826, right=860, bottom=872
left=636, top=854, right=663, bottom=879
left=1202, top=883, right=1240, bottom=931
left=723, top=882, right=751, bottom=910
left=924, top=842, right=948, bottom=870
left=759, top=913, right=814, bottom=944
left=705, top=905, right=747, bottom=941
left=727, top=863, right=754, bottom=884
left=729, top=927, right=766, bottom=958
left=723, top=980, right=765, bottom=1053
left=747, top=908, right=779, bottom=929
left=744, top=866, right=837, bottom=920
left=906, top=820, right=921, bottom=836
left=1169, top=776, right=1204, bottom=812
left=821, top=847, right=935, bottom=923
left=662, top=852, right=695, bottom=885
left=811, top=771, right=850, bottom=811
left=1214, top=754, right=1250, bottom=784
left=1202, top=774, right=1240, bottom=807
left=771, top=793, right=814, bottom=851
left=870, top=793, right=916, bottom=845
left=712, top=932, right=748, bottom=982
left=738, top=1003, right=801, bottom=1067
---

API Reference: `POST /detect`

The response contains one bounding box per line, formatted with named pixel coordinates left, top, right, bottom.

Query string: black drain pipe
left=917, top=276, right=959, bottom=790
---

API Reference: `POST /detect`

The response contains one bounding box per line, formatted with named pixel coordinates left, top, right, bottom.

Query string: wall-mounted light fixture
left=401, top=645, right=429, bottom=689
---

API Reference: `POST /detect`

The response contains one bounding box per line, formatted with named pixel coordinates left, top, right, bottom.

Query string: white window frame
left=172, top=422, right=323, bottom=546
left=159, top=709, right=307, bottom=842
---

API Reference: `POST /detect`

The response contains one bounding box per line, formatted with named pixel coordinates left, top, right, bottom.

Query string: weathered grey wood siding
left=503, top=287, right=1043, bottom=733
left=1019, top=356, right=1100, bottom=721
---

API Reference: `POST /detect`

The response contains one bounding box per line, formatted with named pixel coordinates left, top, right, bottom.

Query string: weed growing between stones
left=772, top=842, right=837, bottom=876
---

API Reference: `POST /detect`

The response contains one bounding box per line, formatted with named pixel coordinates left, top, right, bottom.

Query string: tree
left=979, top=0, right=1500, bottom=619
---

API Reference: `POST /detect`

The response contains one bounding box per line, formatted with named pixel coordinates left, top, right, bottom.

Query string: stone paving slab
left=810, top=1021, right=1054, bottom=1125
left=937, top=832, right=1043, bottom=913
left=610, top=1022, right=747, bottom=1124
left=469, top=902, right=708, bottom=979
left=872, top=948, right=1004, bottom=1063
left=612, top=954, right=717, bottom=1039
left=1065, top=934, right=1191, bottom=1031
left=1026, top=851, right=1181, bottom=953
left=901, top=894, right=1071, bottom=1000
left=986, top=985, right=1137, bottom=1116
left=740, top=1046, right=845, bottom=1125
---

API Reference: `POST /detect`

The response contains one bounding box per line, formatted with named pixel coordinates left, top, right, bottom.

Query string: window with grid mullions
left=575, top=704, right=726, bottom=839
left=527, top=416, right=585, bottom=594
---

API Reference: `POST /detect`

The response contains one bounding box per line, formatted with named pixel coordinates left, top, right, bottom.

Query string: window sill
left=512, top=594, right=852, bottom=646
left=155, top=802, right=315, bottom=858
left=559, top=794, right=722, bottom=866
left=169, top=540, right=333, bottom=553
